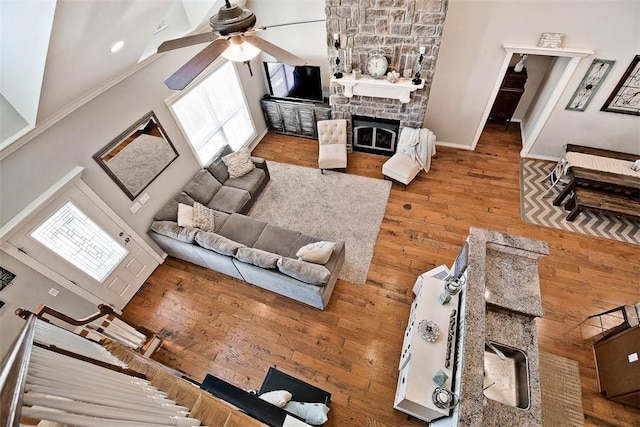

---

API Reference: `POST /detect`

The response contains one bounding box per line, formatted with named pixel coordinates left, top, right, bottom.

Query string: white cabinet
left=394, top=275, right=460, bottom=422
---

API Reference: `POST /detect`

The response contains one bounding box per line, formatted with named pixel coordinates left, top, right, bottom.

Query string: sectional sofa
left=148, top=146, right=345, bottom=310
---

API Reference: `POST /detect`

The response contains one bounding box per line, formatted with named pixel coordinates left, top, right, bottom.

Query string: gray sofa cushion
left=235, top=247, right=280, bottom=269
left=225, top=168, right=266, bottom=196
left=184, top=170, right=222, bottom=204
left=154, top=192, right=194, bottom=221
left=207, top=158, right=230, bottom=184
left=253, top=225, right=301, bottom=257
left=207, top=186, right=251, bottom=214
left=217, top=214, right=268, bottom=247
left=209, top=209, right=230, bottom=232
left=277, top=257, right=331, bottom=286
left=150, top=221, right=198, bottom=243
left=195, top=231, right=246, bottom=256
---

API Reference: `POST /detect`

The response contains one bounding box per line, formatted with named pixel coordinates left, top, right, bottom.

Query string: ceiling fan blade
left=255, top=19, right=325, bottom=31
left=243, top=36, right=305, bottom=66
left=164, top=39, right=230, bottom=90
left=158, top=33, right=219, bottom=53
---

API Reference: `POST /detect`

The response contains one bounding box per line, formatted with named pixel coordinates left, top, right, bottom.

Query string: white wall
left=0, top=0, right=56, bottom=125
left=521, top=57, right=568, bottom=154
left=511, top=54, right=554, bottom=121
left=0, top=251, right=98, bottom=359
left=248, top=0, right=329, bottom=91
left=425, top=0, right=640, bottom=157
left=0, top=47, right=268, bottom=355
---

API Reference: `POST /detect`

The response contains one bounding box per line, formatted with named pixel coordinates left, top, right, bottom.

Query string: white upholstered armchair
left=317, top=119, right=348, bottom=173
left=382, top=127, right=436, bottom=187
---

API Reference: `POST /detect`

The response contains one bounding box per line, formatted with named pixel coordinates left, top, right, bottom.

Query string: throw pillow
left=277, top=258, right=331, bottom=286
left=195, top=231, right=246, bottom=256
left=259, top=390, right=292, bottom=408
left=150, top=221, right=198, bottom=243
left=283, top=402, right=330, bottom=426
left=193, top=202, right=217, bottom=233
left=235, top=247, right=280, bottom=269
left=177, top=203, right=194, bottom=228
left=222, top=148, right=255, bottom=179
left=296, top=241, right=335, bottom=265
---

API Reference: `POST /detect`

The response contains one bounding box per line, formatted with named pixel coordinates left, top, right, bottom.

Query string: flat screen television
left=263, top=62, right=323, bottom=103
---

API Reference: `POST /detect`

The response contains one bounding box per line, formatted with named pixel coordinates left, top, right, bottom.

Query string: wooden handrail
left=0, top=315, right=37, bottom=427
left=16, top=304, right=114, bottom=326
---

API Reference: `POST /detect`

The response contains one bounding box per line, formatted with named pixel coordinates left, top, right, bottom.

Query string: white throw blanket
left=396, top=127, right=437, bottom=172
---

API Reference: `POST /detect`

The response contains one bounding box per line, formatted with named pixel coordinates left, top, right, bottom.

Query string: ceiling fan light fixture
left=221, top=37, right=260, bottom=62
left=110, top=40, right=125, bottom=53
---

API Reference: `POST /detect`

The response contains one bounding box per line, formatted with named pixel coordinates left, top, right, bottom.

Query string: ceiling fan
left=158, top=0, right=324, bottom=90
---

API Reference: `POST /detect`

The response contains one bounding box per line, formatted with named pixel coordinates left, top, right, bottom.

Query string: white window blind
left=169, top=61, right=255, bottom=164
left=31, top=202, right=127, bottom=282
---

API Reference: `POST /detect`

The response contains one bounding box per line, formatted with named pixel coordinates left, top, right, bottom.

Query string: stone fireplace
left=325, top=0, right=448, bottom=151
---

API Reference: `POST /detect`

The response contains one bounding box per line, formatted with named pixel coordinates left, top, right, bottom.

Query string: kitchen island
left=431, top=227, right=549, bottom=427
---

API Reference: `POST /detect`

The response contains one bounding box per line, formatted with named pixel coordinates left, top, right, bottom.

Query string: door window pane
left=31, top=202, right=127, bottom=282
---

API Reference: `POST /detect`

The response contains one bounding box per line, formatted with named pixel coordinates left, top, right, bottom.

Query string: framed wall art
left=566, top=59, right=615, bottom=111
left=538, top=32, right=565, bottom=49
left=601, top=55, right=640, bottom=116
left=0, top=266, right=16, bottom=292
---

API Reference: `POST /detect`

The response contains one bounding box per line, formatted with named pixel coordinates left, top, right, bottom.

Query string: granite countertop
left=456, top=227, right=549, bottom=427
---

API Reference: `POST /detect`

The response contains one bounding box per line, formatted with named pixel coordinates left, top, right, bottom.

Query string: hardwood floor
left=122, top=124, right=640, bottom=426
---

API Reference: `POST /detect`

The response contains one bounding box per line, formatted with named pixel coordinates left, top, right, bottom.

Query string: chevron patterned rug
left=520, top=159, right=640, bottom=245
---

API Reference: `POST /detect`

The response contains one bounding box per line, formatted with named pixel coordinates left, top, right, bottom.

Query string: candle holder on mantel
left=412, top=46, right=426, bottom=85
left=332, top=34, right=343, bottom=79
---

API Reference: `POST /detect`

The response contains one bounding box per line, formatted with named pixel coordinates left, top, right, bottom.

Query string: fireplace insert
left=352, top=115, right=400, bottom=156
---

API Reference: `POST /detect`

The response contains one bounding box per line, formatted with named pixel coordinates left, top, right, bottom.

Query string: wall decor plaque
left=0, top=266, right=16, bottom=292
left=601, top=55, right=640, bottom=116
left=566, top=59, right=615, bottom=111
left=538, top=32, right=565, bottom=49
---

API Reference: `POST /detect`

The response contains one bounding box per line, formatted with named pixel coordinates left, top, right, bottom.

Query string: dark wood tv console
left=260, top=96, right=332, bottom=139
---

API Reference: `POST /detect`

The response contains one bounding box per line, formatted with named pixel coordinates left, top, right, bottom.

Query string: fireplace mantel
left=331, top=75, right=425, bottom=103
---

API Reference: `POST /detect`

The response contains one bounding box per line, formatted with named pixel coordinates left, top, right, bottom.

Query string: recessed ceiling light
left=110, top=41, right=125, bottom=53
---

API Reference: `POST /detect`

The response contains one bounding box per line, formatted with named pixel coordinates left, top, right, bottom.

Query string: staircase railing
left=1, top=309, right=268, bottom=426
left=22, top=303, right=163, bottom=357
left=0, top=312, right=199, bottom=426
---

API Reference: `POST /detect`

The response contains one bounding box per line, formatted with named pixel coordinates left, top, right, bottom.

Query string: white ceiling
left=0, top=0, right=225, bottom=141
left=0, top=0, right=328, bottom=148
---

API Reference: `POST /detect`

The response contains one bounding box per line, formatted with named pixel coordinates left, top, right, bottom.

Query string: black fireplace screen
left=352, top=116, right=400, bottom=156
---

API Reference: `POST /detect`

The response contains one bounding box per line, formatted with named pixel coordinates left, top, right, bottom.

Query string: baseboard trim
left=435, top=141, right=474, bottom=150
left=524, top=153, right=560, bottom=162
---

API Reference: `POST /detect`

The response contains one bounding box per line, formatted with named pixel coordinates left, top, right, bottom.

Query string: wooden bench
left=566, top=186, right=640, bottom=221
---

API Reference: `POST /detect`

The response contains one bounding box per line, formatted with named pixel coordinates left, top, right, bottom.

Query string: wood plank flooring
left=122, top=124, right=640, bottom=426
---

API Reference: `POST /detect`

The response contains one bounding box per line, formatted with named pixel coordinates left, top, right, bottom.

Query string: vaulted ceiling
left=0, top=0, right=328, bottom=149
left=0, top=0, right=233, bottom=143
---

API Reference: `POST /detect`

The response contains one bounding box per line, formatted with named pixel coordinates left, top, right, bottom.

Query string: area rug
left=248, top=162, right=391, bottom=284
left=520, top=159, right=640, bottom=245
left=539, top=352, right=585, bottom=426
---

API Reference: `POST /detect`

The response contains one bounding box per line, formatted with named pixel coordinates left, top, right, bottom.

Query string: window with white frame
left=168, top=61, right=255, bottom=165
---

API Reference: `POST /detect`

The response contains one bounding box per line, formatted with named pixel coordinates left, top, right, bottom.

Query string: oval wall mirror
left=94, top=111, right=179, bottom=200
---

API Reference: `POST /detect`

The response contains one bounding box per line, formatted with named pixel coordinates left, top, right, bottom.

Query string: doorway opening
left=473, top=44, right=594, bottom=158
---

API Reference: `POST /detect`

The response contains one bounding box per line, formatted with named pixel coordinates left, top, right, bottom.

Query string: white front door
left=8, top=186, right=158, bottom=310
